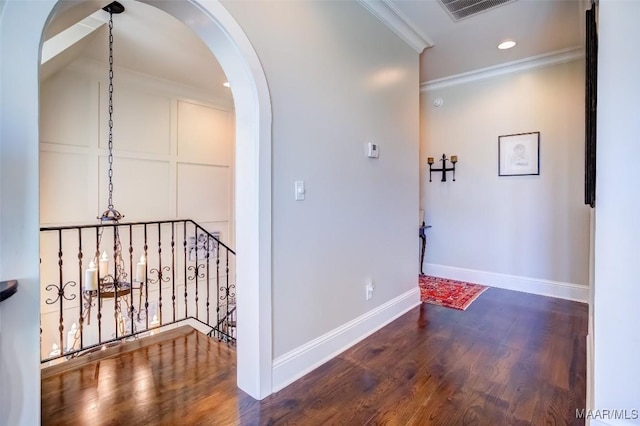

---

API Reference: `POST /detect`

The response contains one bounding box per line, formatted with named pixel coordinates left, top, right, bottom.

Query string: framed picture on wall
left=188, top=231, right=220, bottom=261
left=498, top=132, right=540, bottom=176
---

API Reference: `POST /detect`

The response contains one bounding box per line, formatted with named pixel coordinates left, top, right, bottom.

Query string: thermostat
left=367, top=142, right=379, bottom=158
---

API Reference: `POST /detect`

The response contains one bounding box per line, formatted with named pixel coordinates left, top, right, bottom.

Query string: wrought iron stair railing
left=39, top=219, right=235, bottom=364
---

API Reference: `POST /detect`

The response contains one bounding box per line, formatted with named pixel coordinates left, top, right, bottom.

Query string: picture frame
left=188, top=231, right=220, bottom=261
left=498, top=131, right=540, bottom=176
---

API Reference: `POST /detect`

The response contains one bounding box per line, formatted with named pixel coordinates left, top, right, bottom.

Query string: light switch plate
left=295, top=180, right=305, bottom=201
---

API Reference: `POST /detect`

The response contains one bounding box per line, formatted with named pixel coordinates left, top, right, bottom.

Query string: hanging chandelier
left=82, top=1, right=138, bottom=331
left=97, top=1, right=126, bottom=289
left=96, top=1, right=127, bottom=293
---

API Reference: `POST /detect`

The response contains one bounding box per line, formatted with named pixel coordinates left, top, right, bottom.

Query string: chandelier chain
left=100, top=6, right=122, bottom=222
left=107, top=11, right=115, bottom=211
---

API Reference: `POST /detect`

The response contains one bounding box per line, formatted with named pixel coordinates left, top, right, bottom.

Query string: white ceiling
left=393, top=0, right=587, bottom=82
left=43, top=0, right=232, bottom=102
left=43, top=0, right=588, bottom=96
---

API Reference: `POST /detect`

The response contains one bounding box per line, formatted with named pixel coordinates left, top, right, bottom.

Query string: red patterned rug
left=419, top=275, right=488, bottom=310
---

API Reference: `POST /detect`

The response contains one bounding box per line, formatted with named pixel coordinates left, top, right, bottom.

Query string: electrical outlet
left=365, top=281, right=374, bottom=300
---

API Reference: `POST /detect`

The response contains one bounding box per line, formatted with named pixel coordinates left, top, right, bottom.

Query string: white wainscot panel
left=100, top=86, right=171, bottom=155
left=99, top=157, right=170, bottom=221
left=40, top=71, right=93, bottom=147
left=40, top=151, right=93, bottom=224
left=177, top=101, right=231, bottom=165
left=176, top=163, right=230, bottom=223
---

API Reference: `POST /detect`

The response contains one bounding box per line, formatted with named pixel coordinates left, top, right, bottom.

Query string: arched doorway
left=0, top=1, right=272, bottom=423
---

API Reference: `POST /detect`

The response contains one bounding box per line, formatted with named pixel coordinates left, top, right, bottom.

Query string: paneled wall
left=40, top=59, right=234, bottom=233
left=39, top=59, right=234, bottom=358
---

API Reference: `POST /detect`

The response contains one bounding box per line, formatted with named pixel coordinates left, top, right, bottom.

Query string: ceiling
left=42, top=0, right=231, bottom=102
left=42, top=0, right=587, bottom=99
left=391, top=0, right=587, bottom=83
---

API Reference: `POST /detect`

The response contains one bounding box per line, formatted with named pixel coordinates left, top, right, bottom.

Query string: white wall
left=593, top=0, right=640, bottom=424
left=0, top=3, right=50, bottom=424
left=223, top=0, right=419, bottom=359
left=420, top=59, right=590, bottom=300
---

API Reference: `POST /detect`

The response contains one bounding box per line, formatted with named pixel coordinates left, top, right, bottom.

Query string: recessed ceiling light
left=498, top=40, right=517, bottom=50
left=222, top=82, right=231, bottom=88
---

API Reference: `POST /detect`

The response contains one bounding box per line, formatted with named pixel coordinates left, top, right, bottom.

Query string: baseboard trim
left=423, top=263, right=588, bottom=303
left=272, top=287, right=420, bottom=393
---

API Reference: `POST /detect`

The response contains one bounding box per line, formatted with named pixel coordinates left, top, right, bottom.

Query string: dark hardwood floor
left=41, top=288, right=588, bottom=425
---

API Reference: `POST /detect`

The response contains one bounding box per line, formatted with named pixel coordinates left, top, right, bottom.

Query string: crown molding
left=358, top=0, right=434, bottom=54
left=421, top=46, right=585, bottom=92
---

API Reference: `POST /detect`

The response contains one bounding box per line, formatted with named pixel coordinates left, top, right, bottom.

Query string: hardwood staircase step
left=41, top=325, right=234, bottom=379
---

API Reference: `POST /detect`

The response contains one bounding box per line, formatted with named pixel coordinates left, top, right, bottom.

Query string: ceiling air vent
left=438, top=0, right=517, bottom=22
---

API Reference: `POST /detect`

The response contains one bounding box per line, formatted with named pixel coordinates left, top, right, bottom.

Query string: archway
left=0, top=1, right=272, bottom=423
left=135, top=0, right=273, bottom=400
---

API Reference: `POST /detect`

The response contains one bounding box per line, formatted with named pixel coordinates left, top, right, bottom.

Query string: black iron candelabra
left=428, top=154, right=458, bottom=182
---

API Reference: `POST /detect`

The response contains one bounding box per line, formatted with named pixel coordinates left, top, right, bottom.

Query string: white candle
left=135, top=254, right=146, bottom=282
left=118, top=314, right=125, bottom=335
left=150, top=314, right=160, bottom=328
left=84, top=260, right=98, bottom=291
left=48, top=343, right=64, bottom=367
left=49, top=343, right=61, bottom=357
left=66, top=323, right=79, bottom=352
left=99, top=250, right=109, bottom=278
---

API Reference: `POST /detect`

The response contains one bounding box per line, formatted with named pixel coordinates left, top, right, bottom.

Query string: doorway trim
left=140, top=0, right=273, bottom=401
